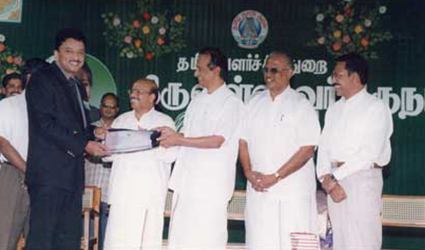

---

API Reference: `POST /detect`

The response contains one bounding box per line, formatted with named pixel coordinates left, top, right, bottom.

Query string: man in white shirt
left=104, top=79, right=177, bottom=250
left=0, top=58, right=49, bottom=250
left=239, top=51, right=321, bottom=250
left=2, top=73, right=24, bottom=98
left=317, top=53, right=393, bottom=250
left=85, top=93, right=119, bottom=250
left=158, top=47, right=243, bottom=250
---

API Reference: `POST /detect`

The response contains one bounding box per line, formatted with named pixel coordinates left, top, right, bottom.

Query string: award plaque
left=104, top=128, right=161, bottom=154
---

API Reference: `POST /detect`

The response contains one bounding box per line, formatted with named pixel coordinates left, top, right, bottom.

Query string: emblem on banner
left=231, top=10, right=268, bottom=49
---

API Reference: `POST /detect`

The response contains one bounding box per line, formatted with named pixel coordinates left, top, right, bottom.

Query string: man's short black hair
left=55, top=28, right=86, bottom=51
left=199, top=47, right=228, bottom=82
left=80, top=63, right=92, bottom=86
left=2, top=72, right=23, bottom=88
left=336, top=53, right=369, bottom=85
left=100, top=92, right=120, bottom=107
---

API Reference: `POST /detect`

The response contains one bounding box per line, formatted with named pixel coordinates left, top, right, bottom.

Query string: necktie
left=69, top=78, right=87, bottom=128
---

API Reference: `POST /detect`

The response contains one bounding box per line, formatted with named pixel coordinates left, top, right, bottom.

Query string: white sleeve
left=316, top=108, right=333, bottom=182
left=296, top=101, right=321, bottom=147
left=155, top=115, right=179, bottom=164
left=333, top=102, right=393, bottom=180
left=0, top=100, right=13, bottom=141
left=212, top=97, right=243, bottom=144
left=238, top=102, right=250, bottom=142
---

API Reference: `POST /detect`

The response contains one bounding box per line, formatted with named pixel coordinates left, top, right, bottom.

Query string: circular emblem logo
left=231, top=10, right=269, bottom=49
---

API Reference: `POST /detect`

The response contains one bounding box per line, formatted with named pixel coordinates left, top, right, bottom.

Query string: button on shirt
left=169, top=84, right=244, bottom=201
left=317, top=87, right=393, bottom=181
left=0, top=91, right=28, bottom=169
left=240, top=87, right=321, bottom=197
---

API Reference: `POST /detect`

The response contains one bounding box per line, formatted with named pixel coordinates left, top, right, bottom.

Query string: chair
left=382, top=195, right=425, bottom=228
left=81, top=186, right=101, bottom=250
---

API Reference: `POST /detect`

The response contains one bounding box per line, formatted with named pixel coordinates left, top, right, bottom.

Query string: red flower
left=143, top=12, right=151, bottom=21
left=344, top=7, right=352, bottom=16
left=133, top=20, right=141, bottom=28
left=332, top=42, right=341, bottom=51
left=145, top=52, right=154, bottom=60
left=157, top=38, right=165, bottom=45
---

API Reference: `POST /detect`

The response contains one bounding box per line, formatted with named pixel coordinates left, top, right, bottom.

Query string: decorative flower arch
left=0, top=34, right=23, bottom=80
left=102, top=0, right=187, bottom=60
left=308, top=0, right=392, bottom=60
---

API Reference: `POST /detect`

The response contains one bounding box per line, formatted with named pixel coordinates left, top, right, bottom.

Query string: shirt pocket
left=275, top=113, right=297, bottom=140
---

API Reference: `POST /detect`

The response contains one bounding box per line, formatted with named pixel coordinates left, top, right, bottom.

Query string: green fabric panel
left=1, top=0, right=424, bottom=248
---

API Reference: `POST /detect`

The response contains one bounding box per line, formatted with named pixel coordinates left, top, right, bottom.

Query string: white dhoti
left=104, top=203, right=164, bottom=250
left=245, top=192, right=318, bottom=250
left=167, top=193, right=228, bottom=250
left=328, top=169, right=383, bottom=250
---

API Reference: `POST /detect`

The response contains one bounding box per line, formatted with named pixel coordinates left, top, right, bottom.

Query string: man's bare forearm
left=0, top=136, right=26, bottom=172
left=275, top=145, right=315, bottom=180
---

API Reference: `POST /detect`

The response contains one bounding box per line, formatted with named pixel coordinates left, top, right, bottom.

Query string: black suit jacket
left=25, top=62, right=92, bottom=193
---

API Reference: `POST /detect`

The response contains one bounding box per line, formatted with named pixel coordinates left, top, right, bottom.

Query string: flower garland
left=0, top=33, right=23, bottom=79
left=308, top=0, right=392, bottom=60
left=102, top=0, right=187, bottom=60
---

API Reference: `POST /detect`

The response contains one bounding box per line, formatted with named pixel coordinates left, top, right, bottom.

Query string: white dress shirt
left=0, top=91, right=28, bottom=168
left=317, top=87, right=393, bottom=181
left=107, top=108, right=177, bottom=207
left=241, top=87, right=321, bottom=198
left=104, top=108, right=177, bottom=250
left=241, top=87, right=321, bottom=250
left=169, top=84, right=244, bottom=202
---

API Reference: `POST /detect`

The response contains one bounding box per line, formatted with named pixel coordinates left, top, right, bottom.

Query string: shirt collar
left=267, top=86, right=292, bottom=102
left=203, top=83, right=226, bottom=97
left=344, top=86, right=367, bottom=104
left=132, top=107, right=155, bottom=122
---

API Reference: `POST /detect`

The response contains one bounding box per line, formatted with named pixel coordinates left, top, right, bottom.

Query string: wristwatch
left=329, top=173, right=338, bottom=182
left=274, top=172, right=283, bottom=181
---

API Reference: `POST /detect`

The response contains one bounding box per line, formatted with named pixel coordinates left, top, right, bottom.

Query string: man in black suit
left=25, top=28, right=107, bottom=250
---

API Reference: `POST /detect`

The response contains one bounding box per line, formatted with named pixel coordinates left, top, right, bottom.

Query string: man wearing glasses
left=239, top=51, right=321, bottom=249
left=84, top=92, right=119, bottom=250
left=103, top=78, right=177, bottom=250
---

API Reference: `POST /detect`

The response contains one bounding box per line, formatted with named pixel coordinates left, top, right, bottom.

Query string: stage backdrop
left=1, top=0, right=424, bottom=248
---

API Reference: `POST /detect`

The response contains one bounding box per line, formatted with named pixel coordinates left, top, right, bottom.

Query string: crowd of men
left=0, top=28, right=393, bottom=250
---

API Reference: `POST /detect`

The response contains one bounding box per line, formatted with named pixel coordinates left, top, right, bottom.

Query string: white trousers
left=104, top=203, right=164, bottom=250
left=167, top=193, right=228, bottom=250
left=245, top=192, right=318, bottom=250
left=328, top=169, right=383, bottom=250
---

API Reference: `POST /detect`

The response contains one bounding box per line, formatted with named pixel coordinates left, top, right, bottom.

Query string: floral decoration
left=308, top=0, right=392, bottom=60
left=0, top=34, right=23, bottom=79
left=102, top=0, right=187, bottom=60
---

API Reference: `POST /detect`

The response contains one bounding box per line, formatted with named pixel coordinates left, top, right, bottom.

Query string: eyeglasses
left=331, top=72, right=350, bottom=80
left=101, top=104, right=117, bottom=109
left=262, top=67, right=291, bottom=74
left=128, top=89, right=151, bottom=95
